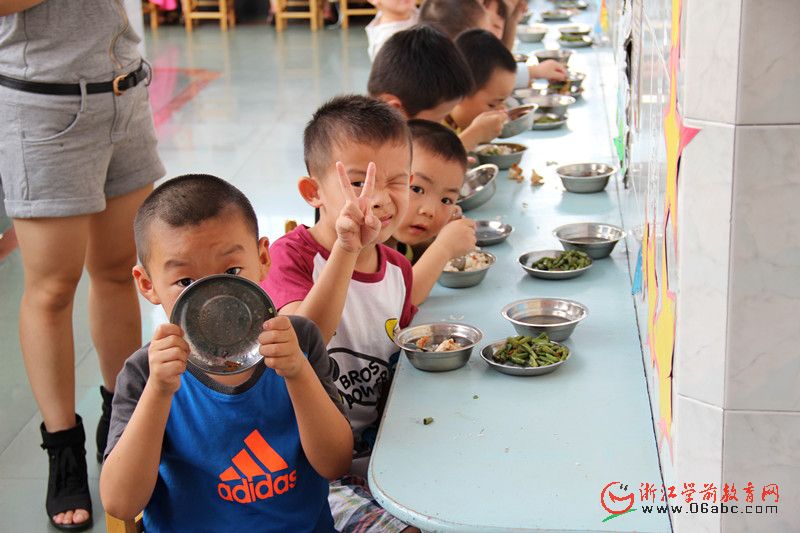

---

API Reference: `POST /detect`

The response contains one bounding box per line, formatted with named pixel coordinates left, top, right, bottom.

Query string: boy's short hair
left=455, top=29, right=517, bottom=92
left=134, top=174, right=259, bottom=268
left=418, top=0, right=485, bottom=39
left=303, top=95, right=411, bottom=178
left=408, top=119, right=468, bottom=170
left=367, top=24, right=474, bottom=117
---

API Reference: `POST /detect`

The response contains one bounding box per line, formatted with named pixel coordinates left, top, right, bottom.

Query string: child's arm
left=501, top=0, right=528, bottom=50
left=459, top=110, right=508, bottom=152
left=259, top=316, right=353, bottom=479
left=528, top=60, right=568, bottom=82
left=99, top=324, right=189, bottom=520
left=411, top=217, right=477, bottom=306
left=280, top=162, right=381, bottom=345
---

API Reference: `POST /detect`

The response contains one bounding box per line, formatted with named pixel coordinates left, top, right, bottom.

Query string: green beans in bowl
left=480, top=333, right=570, bottom=376
left=518, top=249, right=593, bottom=280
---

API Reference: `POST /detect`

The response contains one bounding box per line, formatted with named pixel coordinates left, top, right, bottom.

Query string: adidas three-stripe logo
left=217, top=429, right=298, bottom=504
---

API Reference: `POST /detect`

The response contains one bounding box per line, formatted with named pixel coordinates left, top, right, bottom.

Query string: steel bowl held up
left=535, top=48, right=573, bottom=66
left=395, top=322, right=483, bottom=372
left=499, top=104, right=538, bottom=138
left=520, top=94, right=576, bottom=118
left=457, top=164, right=499, bottom=212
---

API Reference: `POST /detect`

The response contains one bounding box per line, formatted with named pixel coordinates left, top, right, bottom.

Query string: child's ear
left=298, top=176, right=322, bottom=208
left=133, top=265, right=161, bottom=305
left=257, top=237, right=271, bottom=281
left=375, top=93, right=408, bottom=118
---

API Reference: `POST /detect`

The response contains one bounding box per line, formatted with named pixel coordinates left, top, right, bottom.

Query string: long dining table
left=367, top=8, right=672, bottom=533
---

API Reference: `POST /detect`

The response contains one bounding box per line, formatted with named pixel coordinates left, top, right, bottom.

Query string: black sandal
left=96, top=386, right=113, bottom=463
left=40, top=415, right=93, bottom=531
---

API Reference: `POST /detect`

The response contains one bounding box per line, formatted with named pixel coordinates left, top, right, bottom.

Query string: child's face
left=374, top=0, right=414, bottom=17
left=411, top=97, right=462, bottom=124
left=455, top=67, right=516, bottom=126
left=133, top=211, right=270, bottom=319
left=393, top=145, right=463, bottom=246
left=312, top=141, right=411, bottom=244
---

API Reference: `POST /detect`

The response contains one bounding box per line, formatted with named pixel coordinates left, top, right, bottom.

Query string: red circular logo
left=600, top=481, right=635, bottom=515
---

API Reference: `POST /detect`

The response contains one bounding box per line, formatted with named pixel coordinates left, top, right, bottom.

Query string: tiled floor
left=0, top=22, right=373, bottom=531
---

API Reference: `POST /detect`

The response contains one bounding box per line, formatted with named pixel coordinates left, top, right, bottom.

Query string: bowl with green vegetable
left=518, top=249, right=593, bottom=279
left=557, top=23, right=591, bottom=36
left=532, top=111, right=567, bottom=130
left=540, top=9, right=571, bottom=21
left=501, top=298, right=587, bottom=341
left=480, top=333, right=570, bottom=376
left=394, top=322, right=483, bottom=372
left=556, top=162, right=616, bottom=193
left=475, top=143, right=527, bottom=169
left=559, top=34, right=594, bottom=48
left=521, top=94, right=575, bottom=118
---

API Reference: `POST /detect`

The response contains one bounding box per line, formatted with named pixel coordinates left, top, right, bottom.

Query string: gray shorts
left=0, top=76, right=164, bottom=218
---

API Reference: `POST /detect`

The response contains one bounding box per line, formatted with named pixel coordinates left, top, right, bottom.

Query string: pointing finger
left=336, top=161, right=357, bottom=201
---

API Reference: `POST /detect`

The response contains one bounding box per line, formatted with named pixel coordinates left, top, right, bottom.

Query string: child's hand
left=259, top=316, right=308, bottom=379
left=147, top=324, right=189, bottom=397
left=470, top=110, right=508, bottom=143
left=505, top=0, right=528, bottom=24
left=434, top=217, right=477, bottom=259
left=335, top=161, right=382, bottom=254
left=532, top=60, right=567, bottom=81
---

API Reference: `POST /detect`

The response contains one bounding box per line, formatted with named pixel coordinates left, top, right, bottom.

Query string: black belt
left=0, top=64, right=148, bottom=96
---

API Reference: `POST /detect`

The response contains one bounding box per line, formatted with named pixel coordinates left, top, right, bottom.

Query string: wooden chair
left=105, top=512, right=143, bottom=533
left=338, top=0, right=375, bottom=29
left=141, top=1, right=159, bottom=30
left=181, top=0, right=236, bottom=31
left=274, top=0, right=324, bottom=31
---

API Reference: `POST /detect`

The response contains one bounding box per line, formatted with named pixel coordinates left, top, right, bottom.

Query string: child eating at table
left=368, top=24, right=474, bottom=123
left=419, top=0, right=567, bottom=87
left=262, top=95, right=420, bottom=532
left=389, top=119, right=477, bottom=305
left=446, top=29, right=519, bottom=151
left=365, top=0, right=419, bottom=61
left=99, top=175, right=352, bottom=532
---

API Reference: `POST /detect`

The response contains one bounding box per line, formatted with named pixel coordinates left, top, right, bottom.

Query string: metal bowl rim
left=555, top=163, right=618, bottom=179
left=459, top=164, right=499, bottom=203
left=441, top=250, right=498, bottom=275
left=552, top=222, right=627, bottom=243
left=500, top=297, right=589, bottom=326
left=394, top=322, right=484, bottom=353
left=517, top=249, right=593, bottom=274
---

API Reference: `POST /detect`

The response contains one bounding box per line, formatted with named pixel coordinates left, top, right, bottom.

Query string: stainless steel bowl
left=513, top=53, right=529, bottom=63
left=535, top=49, right=573, bottom=66
left=558, top=23, right=591, bottom=36
left=475, top=143, right=527, bottom=170
left=499, top=104, right=538, bottom=138
left=480, top=338, right=570, bottom=376
left=501, top=298, right=588, bottom=341
left=438, top=251, right=496, bottom=288
left=532, top=111, right=568, bottom=130
left=553, top=222, right=626, bottom=258
left=547, top=71, right=586, bottom=92
left=540, top=9, right=572, bottom=21
left=518, top=249, right=593, bottom=279
left=517, top=24, right=547, bottom=42
left=521, top=94, right=576, bottom=118
left=458, top=164, right=499, bottom=211
left=171, top=274, right=277, bottom=375
left=475, top=220, right=513, bottom=246
left=559, top=35, right=594, bottom=48
left=556, top=163, right=616, bottom=193
left=395, top=322, right=483, bottom=372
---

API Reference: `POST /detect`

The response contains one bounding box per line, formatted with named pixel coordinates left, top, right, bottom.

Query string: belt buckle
left=112, top=74, right=128, bottom=96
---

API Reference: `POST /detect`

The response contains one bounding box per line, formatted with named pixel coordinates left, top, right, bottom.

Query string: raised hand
left=335, top=161, right=382, bottom=253
left=258, top=316, right=307, bottom=379
left=147, top=324, right=189, bottom=397
left=434, top=217, right=477, bottom=259
left=533, top=60, right=568, bottom=82
left=470, top=110, right=508, bottom=143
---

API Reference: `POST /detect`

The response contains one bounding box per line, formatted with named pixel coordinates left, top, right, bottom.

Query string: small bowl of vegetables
left=475, top=143, right=527, bottom=169
left=480, top=333, right=570, bottom=376
left=518, top=249, right=593, bottom=279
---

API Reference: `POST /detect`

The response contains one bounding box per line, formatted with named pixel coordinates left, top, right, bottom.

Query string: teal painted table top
left=367, top=20, right=672, bottom=533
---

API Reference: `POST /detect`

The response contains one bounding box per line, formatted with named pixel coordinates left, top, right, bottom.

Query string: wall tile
left=721, top=411, right=800, bottom=531
left=673, top=396, right=723, bottom=533
left=726, top=126, right=800, bottom=411
left=682, top=0, right=742, bottom=123
left=737, top=0, right=800, bottom=124
left=675, top=123, right=734, bottom=407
